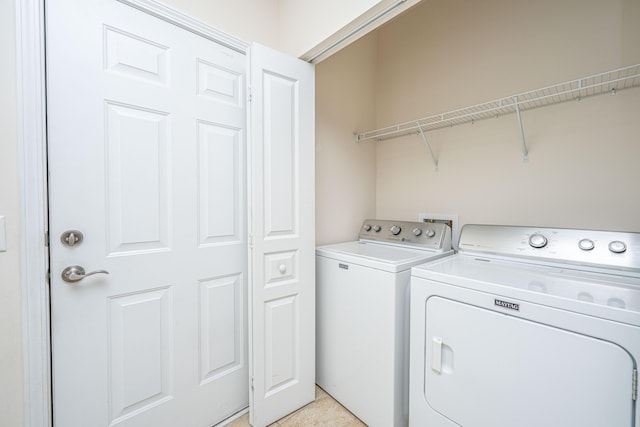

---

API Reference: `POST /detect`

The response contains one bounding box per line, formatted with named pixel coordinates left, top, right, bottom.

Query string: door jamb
left=16, top=1, right=248, bottom=425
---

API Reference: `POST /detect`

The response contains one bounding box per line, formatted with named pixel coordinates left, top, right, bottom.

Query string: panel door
left=47, top=0, right=248, bottom=425
left=248, top=43, right=316, bottom=427
left=425, top=297, right=635, bottom=427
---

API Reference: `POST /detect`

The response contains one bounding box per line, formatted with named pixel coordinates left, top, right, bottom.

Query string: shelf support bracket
left=417, top=122, right=439, bottom=171
left=513, top=96, right=529, bottom=161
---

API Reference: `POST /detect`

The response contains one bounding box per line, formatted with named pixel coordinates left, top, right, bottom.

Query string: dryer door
left=425, top=297, right=635, bottom=427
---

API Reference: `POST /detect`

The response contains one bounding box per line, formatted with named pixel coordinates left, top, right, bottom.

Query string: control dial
left=608, top=240, right=627, bottom=254
left=578, top=238, right=594, bottom=251
left=425, top=229, right=436, bottom=238
left=412, top=228, right=422, bottom=236
left=528, top=233, right=548, bottom=248
left=363, top=224, right=372, bottom=232
left=373, top=225, right=381, bottom=232
left=390, top=225, right=402, bottom=235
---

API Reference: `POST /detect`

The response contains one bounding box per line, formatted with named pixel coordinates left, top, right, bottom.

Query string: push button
left=608, top=240, right=627, bottom=254
left=528, top=233, right=548, bottom=248
left=578, top=238, right=594, bottom=251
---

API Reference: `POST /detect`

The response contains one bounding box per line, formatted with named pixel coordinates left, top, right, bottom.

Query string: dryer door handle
left=431, top=336, right=443, bottom=374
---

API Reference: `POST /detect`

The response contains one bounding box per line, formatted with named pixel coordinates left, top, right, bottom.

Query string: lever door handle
left=61, top=265, right=109, bottom=283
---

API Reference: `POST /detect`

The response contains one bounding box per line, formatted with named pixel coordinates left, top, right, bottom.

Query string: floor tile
left=224, top=413, right=279, bottom=427
left=224, top=413, right=249, bottom=427
left=221, top=385, right=366, bottom=427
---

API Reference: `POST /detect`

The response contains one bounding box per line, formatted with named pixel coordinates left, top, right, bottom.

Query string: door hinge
left=44, top=231, right=49, bottom=247
left=633, top=369, right=638, bottom=401
left=251, top=376, right=254, bottom=391
left=248, top=87, right=252, bottom=103
left=248, top=234, right=253, bottom=248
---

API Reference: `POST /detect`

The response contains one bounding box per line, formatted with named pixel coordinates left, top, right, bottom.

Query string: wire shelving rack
left=354, top=64, right=640, bottom=170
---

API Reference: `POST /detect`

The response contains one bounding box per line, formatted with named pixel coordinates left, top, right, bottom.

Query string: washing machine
left=316, top=219, right=453, bottom=427
left=409, top=224, right=640, bottom=427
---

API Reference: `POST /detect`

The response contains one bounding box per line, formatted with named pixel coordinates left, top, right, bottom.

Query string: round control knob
left=529, top=233, right=548, bottom=248
left=412, top=228, right=422, bottom=236
left=425, top=229, right=436, bottom=238
left=608, top=240, right=627, bottom=254
left=390, top=225, right=402, bottom=235
left=373, top=225, right=381, bottom=232
left=578, top=238, right=594, bottom=251
left=363, top=224, right=372, bottom=232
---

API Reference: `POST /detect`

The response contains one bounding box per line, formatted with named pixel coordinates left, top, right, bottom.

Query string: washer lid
left=316, top=241, right=451, bottom=273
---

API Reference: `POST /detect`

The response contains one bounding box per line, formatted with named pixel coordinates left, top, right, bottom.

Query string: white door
left=425, top=297, right=635, bottom=427
left=248, top=43, right=316, bottom=427
left=47, top=0, right=248, bottom=425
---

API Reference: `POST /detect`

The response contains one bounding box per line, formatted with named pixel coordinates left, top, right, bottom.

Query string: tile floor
left=226, top=386, right=366, bottom=427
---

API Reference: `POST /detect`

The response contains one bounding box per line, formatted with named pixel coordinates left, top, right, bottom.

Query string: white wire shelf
left=355, top=64, right=640, bottom=143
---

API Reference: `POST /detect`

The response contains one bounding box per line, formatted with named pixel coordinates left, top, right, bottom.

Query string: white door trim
left=16, top=1, right=248, bottom=425
left=116, top=0, right=249, bottom=53
left=15, top=0, right=51, bottom=425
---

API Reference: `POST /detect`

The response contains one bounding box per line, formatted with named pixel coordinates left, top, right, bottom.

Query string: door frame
left=16, top=1, right=249, bottom=425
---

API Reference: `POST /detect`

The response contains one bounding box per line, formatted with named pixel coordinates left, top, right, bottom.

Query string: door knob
left=61, top=265, right=109, bottom=283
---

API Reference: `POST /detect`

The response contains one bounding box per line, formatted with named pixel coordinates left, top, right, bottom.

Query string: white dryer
left=409, top=224, right=640, bottom=427
left=317, top=219, right=453, bottom=427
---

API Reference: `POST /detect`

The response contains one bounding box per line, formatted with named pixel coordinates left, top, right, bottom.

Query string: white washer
left=409, top=224, right=640, bottom=427
left=317, top=219, right=453, bottom=427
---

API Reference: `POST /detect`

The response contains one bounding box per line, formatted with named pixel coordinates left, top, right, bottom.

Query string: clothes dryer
left=409, top=224, right=640, bottom=427
left=317, top=219, right=453, bottom=427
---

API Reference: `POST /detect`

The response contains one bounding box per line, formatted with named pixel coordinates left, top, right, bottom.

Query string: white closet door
left=47, top=0, right=248, bottom=425
left=248, top=43, right=316, bottom=427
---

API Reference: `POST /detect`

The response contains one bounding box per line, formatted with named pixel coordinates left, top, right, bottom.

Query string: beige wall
left=373, top=0, right=640, bottom=241
left=280, top=0, right=425, bottom=59
left=0, top=0, right=25, bottom=424
left=279, top=0, right=380, bottom=57
left=315, top=33, right=378, bottom=245
left=157, top=0, right=410, bottom=58
left=157, top=0, right=280, bottom=48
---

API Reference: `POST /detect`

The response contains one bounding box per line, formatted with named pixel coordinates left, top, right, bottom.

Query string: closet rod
left=355, top=64, right=640, bottom=142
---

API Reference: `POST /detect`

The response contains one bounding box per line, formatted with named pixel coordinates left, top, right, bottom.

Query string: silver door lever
left=61, top=265, right=109, bottom=283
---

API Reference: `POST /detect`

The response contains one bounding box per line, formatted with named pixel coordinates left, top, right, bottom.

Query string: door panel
left=47, top=0, right=247, bottom=425
left=425, top=297, right=634, bottom=427
left=249, top=43, right=315, bottom=427
left=263, top=72, right=297, bottom=237
left=198, top=273, right=244, bottom=383
left=105, top=101, right=171, bottom=254
left=108, top=287, right=174, bottom=422
left=197, top=122, right=243, bottom=246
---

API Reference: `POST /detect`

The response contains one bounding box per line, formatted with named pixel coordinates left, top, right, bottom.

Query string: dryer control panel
left=359, top=219, right=452, bottom=251
left=458, top=224, right=640, bottom=274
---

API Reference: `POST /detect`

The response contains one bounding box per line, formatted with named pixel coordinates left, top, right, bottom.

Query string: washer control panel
left=458, top=224, right=640, bottom=272
left=359, top=219, right=452, bottom=251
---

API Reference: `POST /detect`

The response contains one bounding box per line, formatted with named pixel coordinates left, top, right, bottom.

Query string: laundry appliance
left=409, top=224, right=640, bottom=427
left=317, top=219, right=453, bottom=427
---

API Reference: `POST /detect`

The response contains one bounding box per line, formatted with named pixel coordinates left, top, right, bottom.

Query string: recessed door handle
left=432, top=336, right=443, bottom=374
left=61, top=265, right=109, bottom=283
